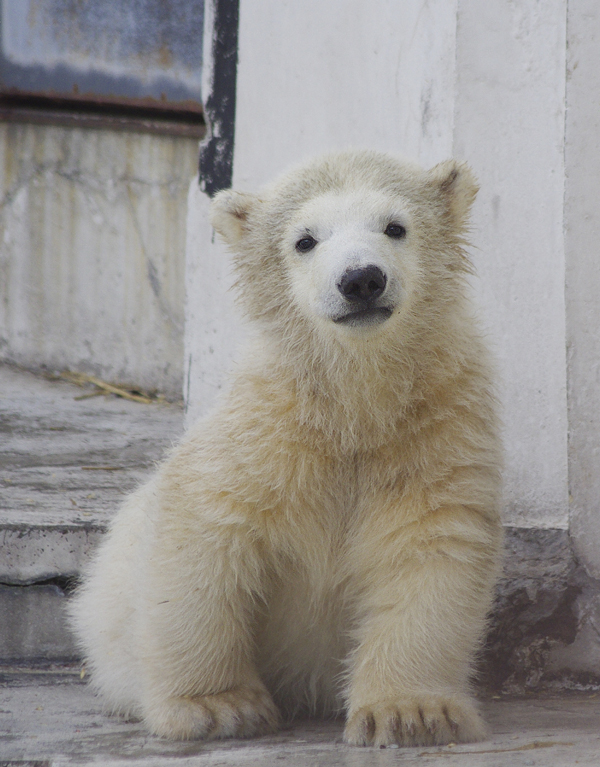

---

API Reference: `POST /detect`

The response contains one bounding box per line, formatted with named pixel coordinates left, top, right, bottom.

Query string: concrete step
left=1, top=671, right=599, bottom=766
left=0, top=364, right=183, bottom=661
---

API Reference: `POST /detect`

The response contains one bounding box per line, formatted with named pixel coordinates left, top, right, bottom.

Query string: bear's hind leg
left=68, top=486, right=153, bottom=718
left=137, top=503, right=280, bottom=740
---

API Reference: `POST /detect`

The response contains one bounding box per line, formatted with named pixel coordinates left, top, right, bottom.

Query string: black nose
left=337, top=265, right=387, bottom=302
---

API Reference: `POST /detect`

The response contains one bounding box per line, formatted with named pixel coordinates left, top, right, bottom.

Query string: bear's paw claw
left=344, top=693, right=487, bottom=748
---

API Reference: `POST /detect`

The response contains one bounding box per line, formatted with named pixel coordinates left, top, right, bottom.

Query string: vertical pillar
left=184, top=0, right=245, bottom=422
left=565, top=0, right=600, bottom=579
left=454, top=0, right=569, bottom=529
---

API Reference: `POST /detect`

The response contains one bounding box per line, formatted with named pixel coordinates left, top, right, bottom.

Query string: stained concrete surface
left=0, top=670, right=599, bottom=766
left=0, top=363, right=183, bottom=537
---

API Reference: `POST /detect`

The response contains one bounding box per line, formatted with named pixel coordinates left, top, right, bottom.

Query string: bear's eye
left=295, top=235, right=318, bottom=253
left=384, top=222, right=406, bottom=239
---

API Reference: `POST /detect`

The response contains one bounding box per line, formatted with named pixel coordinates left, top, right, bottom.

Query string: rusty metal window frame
left=0, top=0, right=206, bottom=138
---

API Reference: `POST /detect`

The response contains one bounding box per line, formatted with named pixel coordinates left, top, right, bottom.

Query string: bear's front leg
left=137, top=492, right=279, bottom=741
left=344, top=503, right=499, bottom=748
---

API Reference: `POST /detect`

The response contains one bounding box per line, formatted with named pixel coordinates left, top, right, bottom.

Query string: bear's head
left=210, top=150, right=478, bottom=359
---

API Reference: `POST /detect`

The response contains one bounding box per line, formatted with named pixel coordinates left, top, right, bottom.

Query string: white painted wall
left=564, top=0, right=600, bottom=580
left=234, top=0, right=457, bottom=183
left=454, top=0, right=569, bottom=530
left=185, top=0, right=600, bottom=573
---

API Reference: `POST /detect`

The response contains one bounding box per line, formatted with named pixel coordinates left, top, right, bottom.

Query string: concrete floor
left=0, top=669, right=599, bottom=766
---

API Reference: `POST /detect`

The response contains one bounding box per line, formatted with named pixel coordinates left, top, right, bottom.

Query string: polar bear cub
left=69, top=150, right=502, bottom=748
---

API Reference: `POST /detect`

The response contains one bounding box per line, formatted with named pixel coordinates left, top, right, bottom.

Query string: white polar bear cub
left=69, top=150, right=502, bottom=748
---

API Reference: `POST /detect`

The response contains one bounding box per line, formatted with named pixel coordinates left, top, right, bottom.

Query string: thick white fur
left=69, top=150, right=502, bottom=747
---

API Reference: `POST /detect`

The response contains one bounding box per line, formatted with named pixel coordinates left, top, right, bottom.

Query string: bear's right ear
left=424, top=160, right=479, bottom=230
left=210, top=190, right=258, bottom=245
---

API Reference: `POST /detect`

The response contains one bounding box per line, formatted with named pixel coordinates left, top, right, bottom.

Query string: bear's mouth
left=333, top=306, right=393, bottom=326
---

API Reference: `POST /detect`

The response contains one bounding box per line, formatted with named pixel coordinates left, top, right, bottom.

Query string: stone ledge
left=0, top=362, right=183, bottom=585
left=0, top=363, right=184, bottom=663
left=483, top=527, right=600, bottom=694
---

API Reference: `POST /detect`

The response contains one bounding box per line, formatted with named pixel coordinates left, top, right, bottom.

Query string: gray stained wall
left=0, top=122, right=198, bottom=399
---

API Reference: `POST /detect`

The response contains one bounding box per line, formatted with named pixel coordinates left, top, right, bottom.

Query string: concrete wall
left=0, top=122, right=199, bottom=398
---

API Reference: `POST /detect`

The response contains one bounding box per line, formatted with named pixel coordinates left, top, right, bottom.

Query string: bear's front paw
left=144, top=684, right=280, bottom=740
left=344, top=693, right=487, bottom=747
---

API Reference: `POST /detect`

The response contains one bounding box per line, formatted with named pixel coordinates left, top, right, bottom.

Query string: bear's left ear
left=210, top=189, right=259, bottom=245
left=425, top=160, right=479, bottom=229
